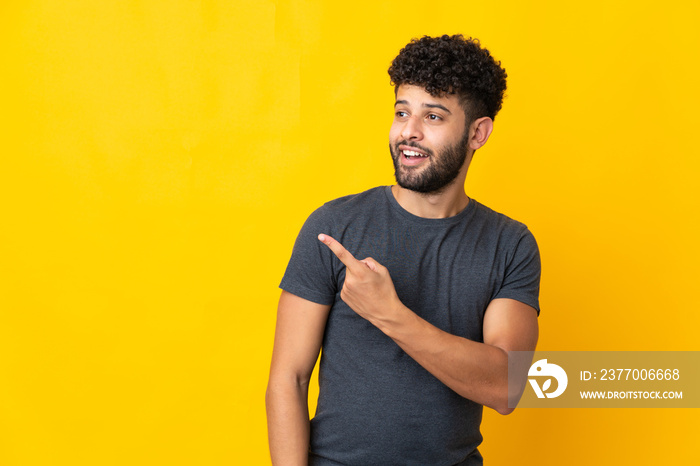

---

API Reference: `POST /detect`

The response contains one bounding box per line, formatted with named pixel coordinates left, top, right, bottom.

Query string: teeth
left=403, top=150, right=427, bottom=157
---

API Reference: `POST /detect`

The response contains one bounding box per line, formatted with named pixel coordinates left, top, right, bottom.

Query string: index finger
left=318, top=234, right=361, bottom=271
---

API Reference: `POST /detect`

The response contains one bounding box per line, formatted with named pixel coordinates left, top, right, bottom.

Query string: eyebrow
left=394, top=100, right=452, bottom=115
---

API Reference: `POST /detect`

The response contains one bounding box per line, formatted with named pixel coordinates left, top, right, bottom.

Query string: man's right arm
left=266, top=290, right=331, bottom=465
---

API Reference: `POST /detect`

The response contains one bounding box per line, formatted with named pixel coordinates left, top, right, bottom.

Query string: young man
left=267, top=35, right=540, bottom=465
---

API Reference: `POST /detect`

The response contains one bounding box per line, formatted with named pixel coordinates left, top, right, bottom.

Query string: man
left=266, top=34, right=540, bottom=465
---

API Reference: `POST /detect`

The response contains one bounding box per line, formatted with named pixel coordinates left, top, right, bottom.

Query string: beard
left=390, top=131, right=470, bottom=194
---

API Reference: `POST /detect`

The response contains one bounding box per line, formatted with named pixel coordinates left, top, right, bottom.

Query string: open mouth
left=402, top=149, right=429, bottom=159
left=398, top=145, right=431, bottom=166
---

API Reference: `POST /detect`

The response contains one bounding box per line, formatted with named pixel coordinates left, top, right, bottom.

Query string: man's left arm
left=379, top=297, right=537, bottom=415
left=318, top=234, right=538, bottom=415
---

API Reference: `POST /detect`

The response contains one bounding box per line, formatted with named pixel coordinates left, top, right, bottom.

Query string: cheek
left=389, top=122, right=402, bottom=142
left=435, top=129, right=461, bottom=149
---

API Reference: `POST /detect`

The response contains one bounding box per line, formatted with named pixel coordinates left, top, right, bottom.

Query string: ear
left=468, top=117, right=494, bottom=151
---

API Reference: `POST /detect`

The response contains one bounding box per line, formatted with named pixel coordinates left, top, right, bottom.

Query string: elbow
left=266, top=371, right=311, bottom=405
left=265, top=382, right=275, bottom=412
left=487, top=389, right=515, bottom=415
left=494, top=404, right=515, bottom=416
left=489, top=393, right=516, bottom=415
left=265, top=383, right=274, bottom=406
left=486, top=383, right=516, bottom=415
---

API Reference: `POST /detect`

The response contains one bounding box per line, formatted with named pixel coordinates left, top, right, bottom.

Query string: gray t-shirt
left=280, top=186, right=540, bottom=466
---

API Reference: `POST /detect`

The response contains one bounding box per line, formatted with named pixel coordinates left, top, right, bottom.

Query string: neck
left=391, top=175, right=470, bottom=219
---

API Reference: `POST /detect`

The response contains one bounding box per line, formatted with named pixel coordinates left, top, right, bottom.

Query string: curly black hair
left=388, top=34, right=507, bottom=122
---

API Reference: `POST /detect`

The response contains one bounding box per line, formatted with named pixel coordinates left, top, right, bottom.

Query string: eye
left=395, top=111, right=408, bottom=118
left=427, top=114, right=442, bottom=121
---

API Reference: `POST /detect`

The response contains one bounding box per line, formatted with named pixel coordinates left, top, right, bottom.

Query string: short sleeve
left=279, top=206, right=338, bottom=305
left=492, top=228, right=541, bottom=315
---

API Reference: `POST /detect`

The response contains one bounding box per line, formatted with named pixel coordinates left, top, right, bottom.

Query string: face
left=389, top=85, right=470, bottom=194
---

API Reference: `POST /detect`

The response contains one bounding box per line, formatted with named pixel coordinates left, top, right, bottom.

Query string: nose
left=400, top=116, right=423, bottom=141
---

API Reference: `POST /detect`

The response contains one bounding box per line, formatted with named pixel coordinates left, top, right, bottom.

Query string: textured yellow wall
left=1, top=1, right=699, bottom=464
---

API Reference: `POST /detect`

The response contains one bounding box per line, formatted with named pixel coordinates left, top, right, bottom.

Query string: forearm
left=265, top=378, right=311, bottom=465
left=374, top=305, right=512, bottom=414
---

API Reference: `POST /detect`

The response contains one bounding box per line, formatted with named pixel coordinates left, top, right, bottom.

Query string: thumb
left=359, top=257, right=381, bottom=272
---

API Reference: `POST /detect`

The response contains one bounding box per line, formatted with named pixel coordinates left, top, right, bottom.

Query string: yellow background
left=1, top=1, right=698, bottom=464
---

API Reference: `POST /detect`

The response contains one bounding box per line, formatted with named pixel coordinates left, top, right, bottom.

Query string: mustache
left=393, top=141, right=434, bottom=156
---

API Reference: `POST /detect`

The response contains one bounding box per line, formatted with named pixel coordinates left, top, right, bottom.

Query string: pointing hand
left=318, top=234, right=403, bottom=326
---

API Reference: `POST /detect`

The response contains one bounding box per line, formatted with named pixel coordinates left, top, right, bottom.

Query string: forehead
left=394, top=84, right=462, bottom=111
